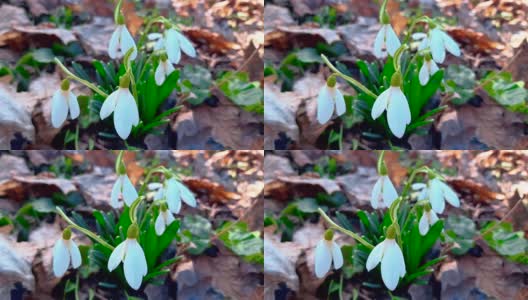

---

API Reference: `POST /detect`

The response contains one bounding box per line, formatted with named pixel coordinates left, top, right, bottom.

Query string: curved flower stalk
left=148, top=177, right=197, bottom=214
left=155, top=203, right=176, bottom=236
left=100, top=74, right=140, bottom=140
left=419, top=54, right=440, bottom=86
left=51, top=79, right=80, bottom=128
left=149, top=28, right=196, bottom=65
left=155, top=55, right=176, bottom=86
left=366, top=226, right=406, bottom=291
left=316, top=76, right=346, bottom=124
left=371, top=72, right=411, bottom=138
left=314, top=229, right=343, bottom=278
left=108, top=224, right=148, bottom=290
left=108, top=14, right=137, bottom=60
left=412, top=178, right=460, bottom=213
left=419, top=204, right=439, bottom=235
left=413, top=27, right=460, bottom=64
left=53, top=228, right=82, bottom=277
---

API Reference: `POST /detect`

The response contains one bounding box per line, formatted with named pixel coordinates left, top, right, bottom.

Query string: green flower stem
left=56, top=207, right=114, bottom=250
left=54, top=58, right=108, bottom=98
left=318, top=208, right=374, bottom=249
left=122, top=47, right=138, bottom=104
left=114, top=0, right=123, bottom=24
left=404, top=16, right=431, bottom=44
left=321, top=54, right=378, bottom=99
left=392, top=45, right=409, bottom=73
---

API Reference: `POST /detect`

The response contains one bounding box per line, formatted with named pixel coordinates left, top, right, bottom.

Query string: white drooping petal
left=148, top=33, right=163, bottom=40
left=441, top=30, right=461, bottom=57
left=155, top=62, right=167, bottom=86
left=123, top=239, right=147, bottom=290
left=418, top=213, right=430, bottom=235
left=165, top=211, right=175, bottom=224
left=381, top=239, right=405, bottom=291
left=107, top=240, right=126, bottom=271
left=429, top=179, right=445, bottom=213
left=314, top=240, right=332, bottom=278
left=317, top=86, right=334, bottom=124
left=174, top=30, right=196, bottom=57
left=100, top=89, right=119, bottom=120
left=67, top=91, right=80, bottom=119
left=53, top=238, right=70, bottom=277
left=166, top=179, right=182, bottom=213
left=418, top=36, right=429, bottom=51
left=121, top=174, right=138, bottom=206
left=373, top=25, right=387, bottom=58
left=371, top=177, right=383, bottom=209
left=331, top=241, right=343, bottom=269
left=120, top=26, right=137, bottom=60
left=69, top=240, right=82, bottom=268
left=334, top=88, right=346, bottom=116
left=382, top=176, right=398, bottom=207
left=430, top=60, right=440, bottom=76
left=429, top=210, right=439, bottom=224
left=113, top=88, right=139, bottom=140
left=366, top=240, right=384, bottom=271
left=148, top=182, right=163, bottom=190
left=439, top=181, right=460, bottom=207
left=110, top=177, right=122, bottom=208
left=176, top=181, right=197, bottom=207
left=419, top=62, right=430, bottom=86
left=385, top=25, right=401, bottom=57
left=155, top=212, right=166, bottom=236
left=412, top=32, right=427, bottom=40
left=430, top=29, right=446, bottom=63
left=412, top=183, right=427, bottom=190
left=51, top=90, right=69, bottom=128
left=387, top=87, right=411, bottom=138
left=108, top=26, right=122, bottom=59
left=371, top=88, right=390, bottom=120
left=165, top=29, right=182, bottom=65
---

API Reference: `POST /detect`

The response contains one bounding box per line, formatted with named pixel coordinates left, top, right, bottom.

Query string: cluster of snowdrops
left=313, top=152, right=461, bottom=291
left=50, top=0, right=196, bottom=140
left=317, top=0, right=461, bottom=138
left=51, top=152, right=197, bottom=290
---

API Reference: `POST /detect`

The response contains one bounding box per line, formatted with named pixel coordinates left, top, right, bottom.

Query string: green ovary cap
left=160, top=53, right=168, bottom=62
left=62, top=227, right=72, bottom=240
left=390, top=72, right=403, bottom=87
left=117, top=14, right=125, bottom=25
left=386, top=224, right=397, bottom=239
left=127, top=223, right=139, bottom=239
left=424, top=203, right=432, bottom=212
left=324, top=229, right=334, bottom=241
left=425, top=53, right=432, bottom=62
left=117, top=160, right=127, bottom=175
left=60, top=79, right=70, bottom=91
left=119, top=75, right=130, bottom=88
left=160, top=203, right=168, bottom=212
left=381, top=12, right=390, bottom=25
left=326, top=76, right=337, bottom=88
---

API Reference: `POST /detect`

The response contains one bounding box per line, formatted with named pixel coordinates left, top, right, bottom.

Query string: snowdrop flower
left=53, top=228, right=81, bottom=277
left=149, top=28, right=196, bottom=65
left=419, top=205, right=439, bottom=236
left=155, top=54, right=175, bottom=86
left=148, top=178, right=196, bottom=214
left=366, top=226, right=406, bottom=291
left=110, top=170, right=138, bottom=208
left=100, top=75, right=140, bottom=140
left=414, top=27, right=460, bottom=64
left=371, top=72, right=411, bottom=138
left=108, top=15, right=137, bottom=60
left=419, top=54, right=440, bottom=86
left=371, top=175, right=398, bottom=209
left=314, top=230, right=343, bottom=278
left=412, top=178, right=460, bottom=213
left=317, top=77, right=346, bottom=124
left=51, top=79, right=80, bottom=128
left=155, top=203, right=175, bottom=236
left=374, top=22, right=401, bottom=58
left=108, top=224, right=147, bottom=290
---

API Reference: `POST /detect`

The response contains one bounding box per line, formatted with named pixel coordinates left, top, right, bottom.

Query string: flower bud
left=62, top=227, right=72, bottom=240
left=390, top=72, right=403, bottom=87
left=127, top=223, right=139, bottom=239
left=60, top=79, right=70, bottom=91
left=324, top=229, right=334, bottom=241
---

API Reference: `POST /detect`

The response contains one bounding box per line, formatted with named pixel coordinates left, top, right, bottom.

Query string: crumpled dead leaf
left=183, top=27, right=240, bottom=54
left=265, top=25, right=340, bottom=50
left=183, top=177, right=241, bottom=203
left=0, top=83, right=36, bottom=149
left=0, top=174, right=77, bottom=201
left=264, top=174, right=341, bottom=201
